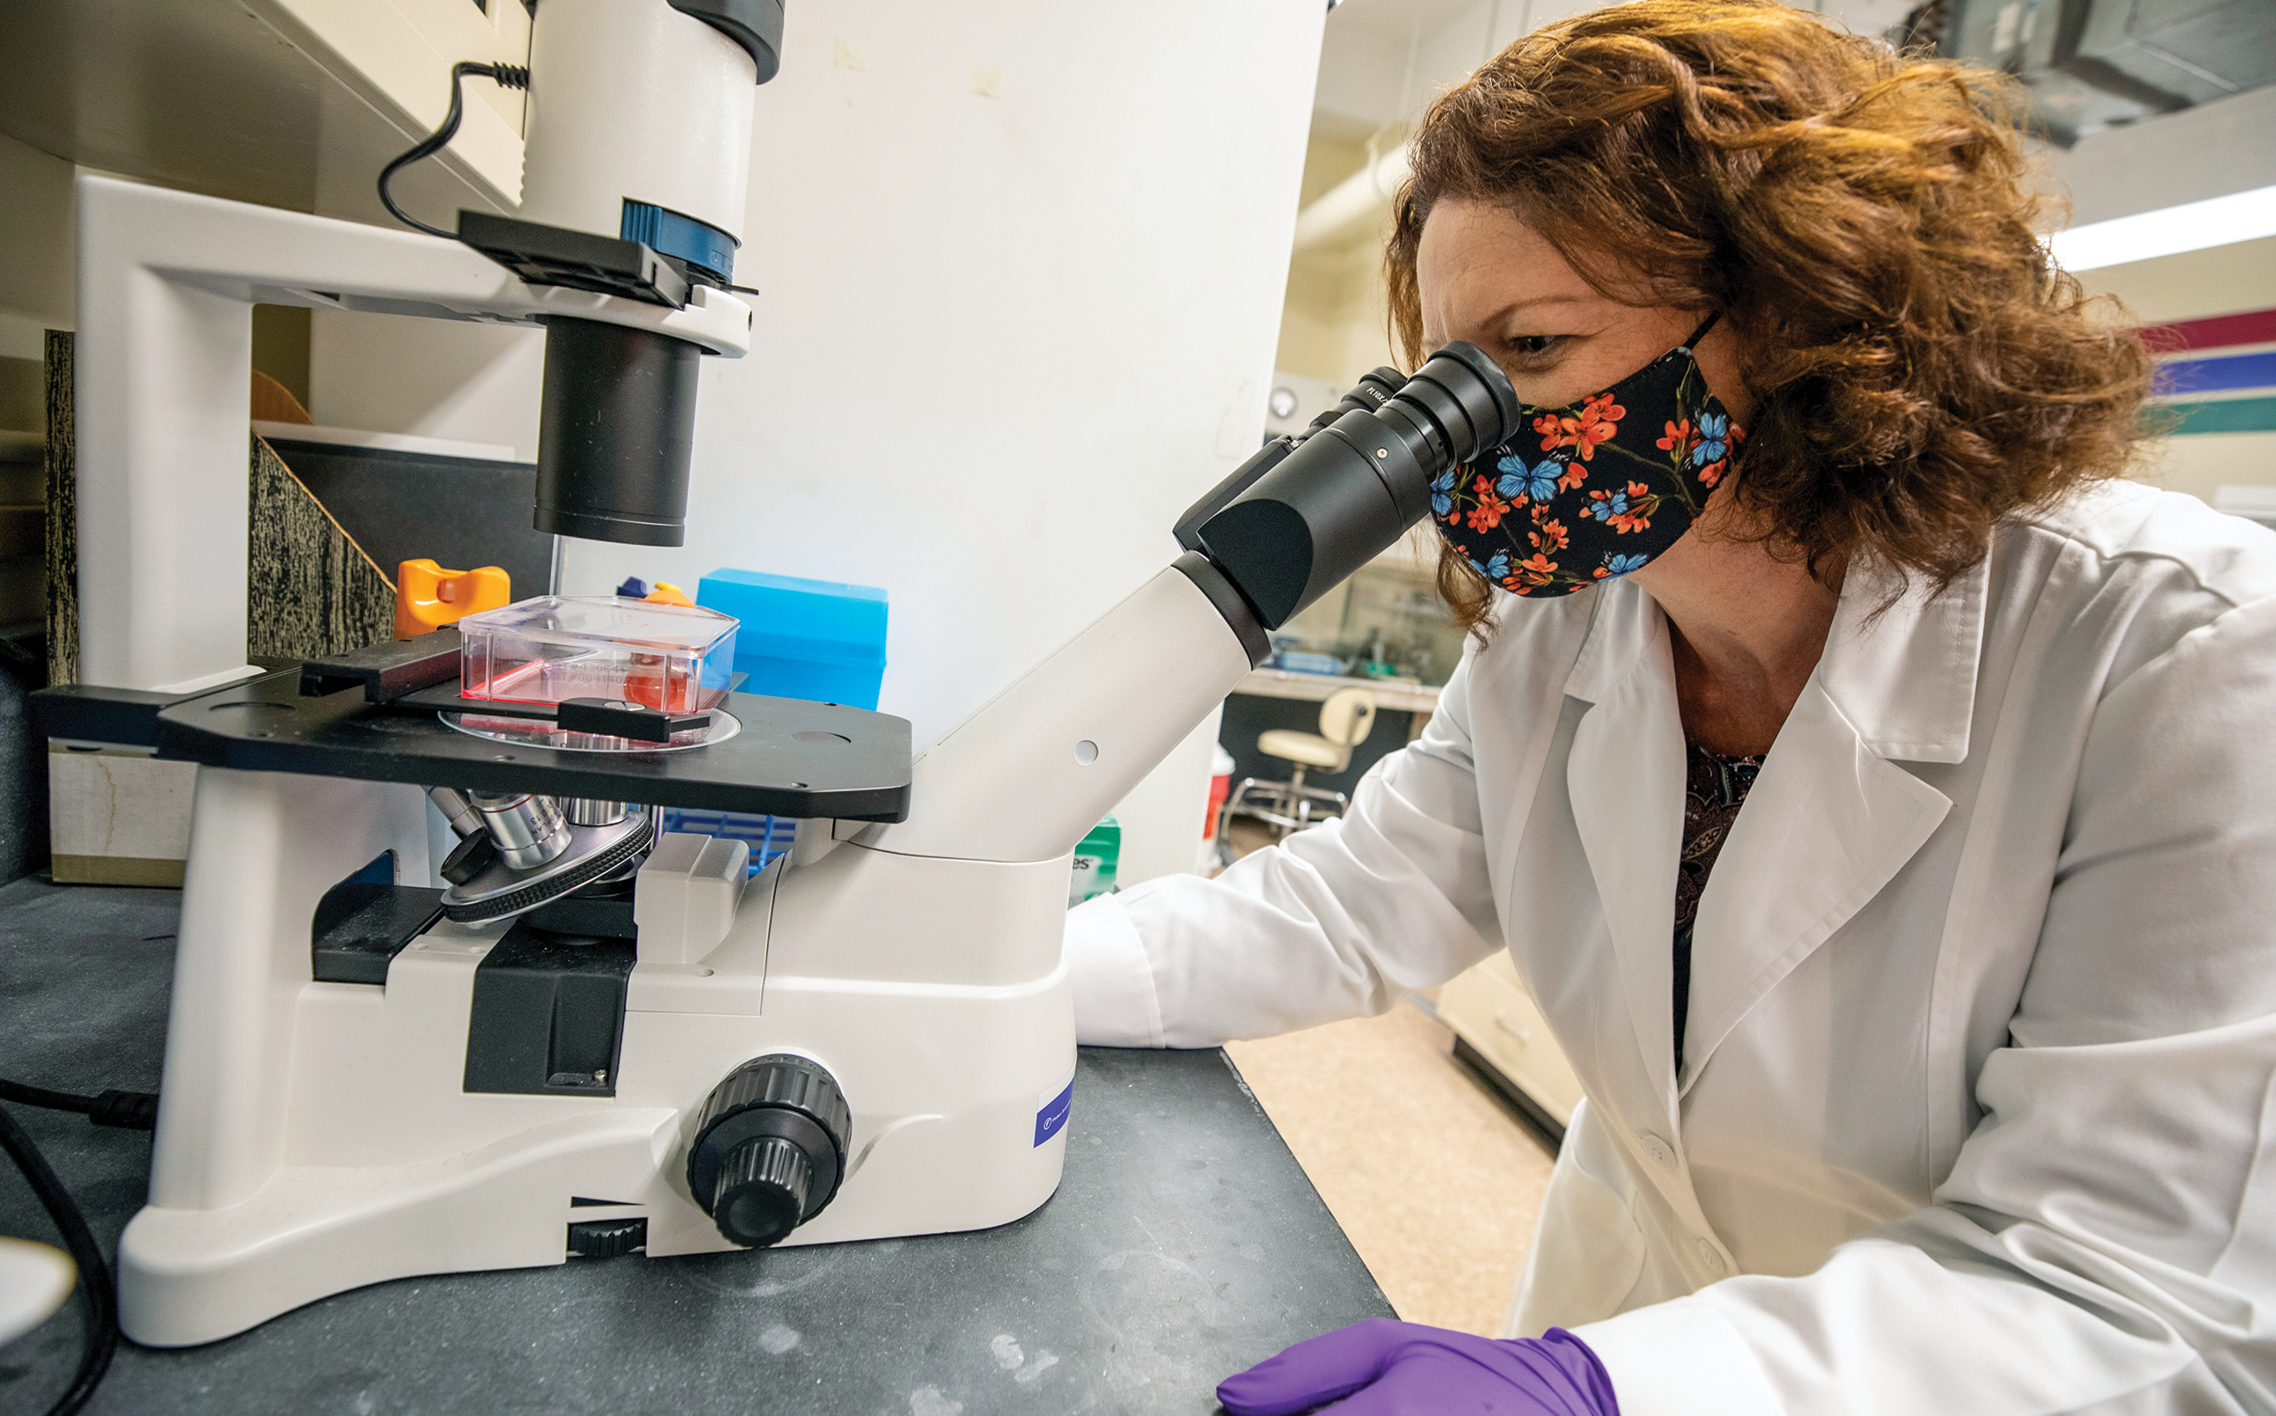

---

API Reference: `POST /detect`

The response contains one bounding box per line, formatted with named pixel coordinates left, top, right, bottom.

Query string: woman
left=1067, top=3, right=2276, bottom=1412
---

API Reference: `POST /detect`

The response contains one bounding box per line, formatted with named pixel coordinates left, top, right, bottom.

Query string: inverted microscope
left=31, top=0, right=1522, bottom=1346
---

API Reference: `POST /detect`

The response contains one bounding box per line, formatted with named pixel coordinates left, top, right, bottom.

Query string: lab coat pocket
left=1507, top=1101, right=1647, bottom=1337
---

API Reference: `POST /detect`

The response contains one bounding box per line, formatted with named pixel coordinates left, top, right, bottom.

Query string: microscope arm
left=861, top=345, right=1520, bottom=866
left=854, top=556, right=1263, bottom=863
left=69, top=175, right=750, bottom=692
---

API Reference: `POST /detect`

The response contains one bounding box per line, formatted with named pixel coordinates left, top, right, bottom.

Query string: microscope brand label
left=1034, top=1067, right=1075, bottom=1147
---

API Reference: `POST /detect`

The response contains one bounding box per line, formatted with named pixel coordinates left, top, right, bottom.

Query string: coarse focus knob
left=685, top=1055, right=850, bottom=1250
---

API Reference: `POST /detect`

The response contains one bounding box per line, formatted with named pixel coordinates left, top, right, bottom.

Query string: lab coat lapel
left=1677, top=559, right=1982, bottom=1088
left=1563, top=584, right=1688, bottom=1114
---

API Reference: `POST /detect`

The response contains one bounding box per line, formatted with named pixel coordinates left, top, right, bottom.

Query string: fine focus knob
left=712, top=1136, right=813, bottom=1248
left=685, top=1055, right=850, bottom=1250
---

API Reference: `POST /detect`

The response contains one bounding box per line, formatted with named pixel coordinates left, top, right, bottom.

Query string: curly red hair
left=1384, top=0, right=2153, bottom=635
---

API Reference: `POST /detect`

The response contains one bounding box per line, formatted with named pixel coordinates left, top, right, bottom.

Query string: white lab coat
left=1067, top=481, right=2276, bottom=1414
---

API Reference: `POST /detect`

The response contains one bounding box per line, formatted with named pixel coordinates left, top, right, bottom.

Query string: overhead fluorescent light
left=2049, top=184, right=2276, bottom=273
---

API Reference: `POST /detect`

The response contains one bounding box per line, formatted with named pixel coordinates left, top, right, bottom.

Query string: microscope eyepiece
left=1295, top=367, right=1402, bottom=437
left=1394, top=342, right=1525, bottom=463
left=1179, top=342, right=1520, bottom=631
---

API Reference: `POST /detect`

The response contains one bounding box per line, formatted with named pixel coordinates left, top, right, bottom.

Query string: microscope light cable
left=377, top=60, right=533, bottom=241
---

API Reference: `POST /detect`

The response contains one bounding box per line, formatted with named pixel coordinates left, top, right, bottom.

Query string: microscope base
left=118, top=953, right=1072, bottom=1346
left=116, top=771, right=1073, bottom=1347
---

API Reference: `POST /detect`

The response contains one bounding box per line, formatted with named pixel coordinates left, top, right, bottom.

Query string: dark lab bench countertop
left=0, top=877, right=1391, bottom=1415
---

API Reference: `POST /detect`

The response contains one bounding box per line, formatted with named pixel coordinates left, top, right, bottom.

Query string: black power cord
left=0, top=1102, right=124, bottom=1416
left=0, top=1079, right=159, bottom=1131
left=377, top=61, right=532, bottom=240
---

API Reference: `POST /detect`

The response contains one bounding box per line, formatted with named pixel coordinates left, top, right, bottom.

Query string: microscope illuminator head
left=376, top=0, right=782, bottom=549
left=509, top=0, right=777, bottom=547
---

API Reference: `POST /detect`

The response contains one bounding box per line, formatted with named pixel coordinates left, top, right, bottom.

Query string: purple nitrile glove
left=1217, top=1319, right=1619, bottom=1416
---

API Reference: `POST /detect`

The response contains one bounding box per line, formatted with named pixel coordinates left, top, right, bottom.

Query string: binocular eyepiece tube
left=1177, top=342, right=1522, bottom=631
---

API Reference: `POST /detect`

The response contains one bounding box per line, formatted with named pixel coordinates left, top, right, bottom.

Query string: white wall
left=2040, top=85, right=2276, bottom=228
left=1280, top=238, right=1400, bottom=385
left=1286, top=0, right=1937, bottom=390
left=2082, top=234, right=2276, bottom=504
left=310, top=0, right=1326, bottom=886
left=308, top=308, right=543, bottom=458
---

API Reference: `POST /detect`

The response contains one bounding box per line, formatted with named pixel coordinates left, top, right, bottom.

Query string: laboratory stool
left=1223, top=686, right=1377, bottom=839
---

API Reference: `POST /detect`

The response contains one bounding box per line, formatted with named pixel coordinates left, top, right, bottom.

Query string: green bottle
left=1067, top=815, right=1120, bottom=908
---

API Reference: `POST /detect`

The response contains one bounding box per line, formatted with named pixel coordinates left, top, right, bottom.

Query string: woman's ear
left=1693, top=315, right=1757, bottom=429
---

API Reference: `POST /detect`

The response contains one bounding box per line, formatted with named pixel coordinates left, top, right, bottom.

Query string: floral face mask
left=1429, top=313, right=1743, bottom=597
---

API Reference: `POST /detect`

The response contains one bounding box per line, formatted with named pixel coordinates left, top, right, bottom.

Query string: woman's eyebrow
left=1471, top=292, right=1594, bottom=330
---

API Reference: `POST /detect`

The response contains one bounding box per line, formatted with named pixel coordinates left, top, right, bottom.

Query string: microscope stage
left=124, top=667, right=912, bottom=821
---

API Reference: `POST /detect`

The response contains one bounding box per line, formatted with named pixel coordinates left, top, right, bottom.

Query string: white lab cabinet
left=1437, top=951, right=1586, bottom=1137
left=0, top=0, right=530, bottom=221
left=253, top=0, right=533, bottom=205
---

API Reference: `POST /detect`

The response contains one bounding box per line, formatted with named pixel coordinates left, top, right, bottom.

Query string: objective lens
left=466, top=790, right=572, bottom=871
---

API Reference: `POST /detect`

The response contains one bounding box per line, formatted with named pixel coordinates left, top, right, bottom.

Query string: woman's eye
left=1509, top=335, right=1561, bottom=359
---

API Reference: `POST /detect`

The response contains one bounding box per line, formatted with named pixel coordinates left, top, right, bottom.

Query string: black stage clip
left=387, top=687, right=710, bottom=745
left=301, top=629, right=462, bottom=703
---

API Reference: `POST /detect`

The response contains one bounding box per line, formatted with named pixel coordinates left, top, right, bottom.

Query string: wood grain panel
left=247, top=434, right=394, bottom=662
left=43, top=329, right=75, bottom=685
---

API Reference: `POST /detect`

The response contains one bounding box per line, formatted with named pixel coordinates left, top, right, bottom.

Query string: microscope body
left=114, top=564, right=1249, bottom=1346
left=116, top=774, right=1081, bottom=1344
left=50, top=0, right=1523, bottom=1347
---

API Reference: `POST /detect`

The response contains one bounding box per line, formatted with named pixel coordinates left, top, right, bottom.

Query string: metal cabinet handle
left=1493, top=1012, right=1532, bottom=1045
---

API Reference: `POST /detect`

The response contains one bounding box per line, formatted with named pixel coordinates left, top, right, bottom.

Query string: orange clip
left=643, top=581, right=697, bottom=608
left=396, top=559, right=512, bottom=639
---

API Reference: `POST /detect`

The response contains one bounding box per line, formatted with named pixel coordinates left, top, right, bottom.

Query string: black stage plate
left=150, top=670, right=912, bottom=822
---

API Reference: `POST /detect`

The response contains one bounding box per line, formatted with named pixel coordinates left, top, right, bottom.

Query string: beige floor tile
left=1226, top=1002, right=1556, bottom=1336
